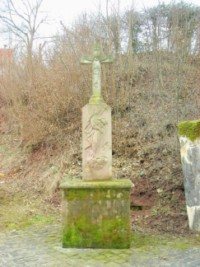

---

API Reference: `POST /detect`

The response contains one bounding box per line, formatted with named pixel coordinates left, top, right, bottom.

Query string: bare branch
left=8, top=0, right=30, bottom=24
left=0, top=0, right=46, bottom=54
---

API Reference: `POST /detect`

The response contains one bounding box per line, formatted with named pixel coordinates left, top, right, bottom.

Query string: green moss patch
left=178, top=119, right=200, bottom=141
left=61, top=180, right=131, bottom=249
left=63, top=187, right=130, bottom=201
left=60, top=179, right=133, bottom=190
left=63, top=215, right=130, bottom=249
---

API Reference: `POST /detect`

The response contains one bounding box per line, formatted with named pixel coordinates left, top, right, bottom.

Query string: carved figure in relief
left=84, top=107, right=110, bottom=171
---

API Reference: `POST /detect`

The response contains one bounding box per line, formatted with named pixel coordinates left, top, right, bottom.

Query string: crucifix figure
left=81, top=43, right=113, bottom=104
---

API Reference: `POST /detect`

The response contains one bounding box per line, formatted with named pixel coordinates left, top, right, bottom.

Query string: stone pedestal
left=59, top=179, right=132, bottom=248
left=82, top=103, right=112, bottom=181
left=178, top=120, right=200, bottom=231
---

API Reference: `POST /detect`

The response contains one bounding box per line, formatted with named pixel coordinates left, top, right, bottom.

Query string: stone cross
left=80, top=43, right=113, bottom=104
left=59, top=44, right=132, bottom=249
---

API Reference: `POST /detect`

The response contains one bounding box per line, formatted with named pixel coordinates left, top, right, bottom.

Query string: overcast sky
left=43, top=0, right=200, bottom=18
left=43, top=0, right=200, bottom=25
left=40, top=0, right=200, bottom=38
left=1, top=0, right=200, bottom=47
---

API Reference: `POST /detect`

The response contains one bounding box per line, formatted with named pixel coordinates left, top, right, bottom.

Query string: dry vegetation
left=1, top=0, right=200, bottom=234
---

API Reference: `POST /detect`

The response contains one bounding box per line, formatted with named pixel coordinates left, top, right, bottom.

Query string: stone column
left=178, top=119, right=200, bottom=231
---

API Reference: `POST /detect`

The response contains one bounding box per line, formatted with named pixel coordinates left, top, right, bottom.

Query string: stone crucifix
left=80, top=43, right=113, bottom=104
left=59, top=43, right=132, bottom=249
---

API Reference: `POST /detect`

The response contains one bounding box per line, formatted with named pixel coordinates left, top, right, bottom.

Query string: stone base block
left=59, top=179, right=132, bottom=249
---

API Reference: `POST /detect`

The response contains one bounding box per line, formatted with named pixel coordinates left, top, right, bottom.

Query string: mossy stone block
left=60, top=179, right=132, bottom=249
left=178, top=119, right=200, bottom=231
left=178, top=119, right=200, bottom=141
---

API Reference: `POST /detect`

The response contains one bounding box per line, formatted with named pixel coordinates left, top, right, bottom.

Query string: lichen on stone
left=178, top=119, right=200, bottom=141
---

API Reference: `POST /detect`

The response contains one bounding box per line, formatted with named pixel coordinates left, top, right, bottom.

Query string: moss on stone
left=63, top=215, right=130, bottom=249
left=61, top=180, right=131, bottom=249
left=60, top=179, right=132, bottom=190
left=178, top=119, right=200, bottom=141
left=61, top=179, right=132, bottom=201
left=63, top=187, right=130, bottom=201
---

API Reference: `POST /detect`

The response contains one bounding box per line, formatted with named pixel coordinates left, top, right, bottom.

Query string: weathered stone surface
left=179, top=135, right=200, bottom=230
left=82, top=103, right=112, bottom=181
left=60, top=179, right=132, bottom=248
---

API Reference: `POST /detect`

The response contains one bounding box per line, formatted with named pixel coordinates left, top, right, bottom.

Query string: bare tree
left=0, top=0, right=47, bottom=72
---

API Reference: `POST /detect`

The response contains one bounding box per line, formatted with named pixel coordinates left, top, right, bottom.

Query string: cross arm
left=100, top=55, right=113, bottom=64
left=80, top=56, right=93, bottom=64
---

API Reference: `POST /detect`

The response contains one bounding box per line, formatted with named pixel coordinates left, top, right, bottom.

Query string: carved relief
left=82, top=104, right=112, bottom=180
left=84, top=106, right=109, bottom=171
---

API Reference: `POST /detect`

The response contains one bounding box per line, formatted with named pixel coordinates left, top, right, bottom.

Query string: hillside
left=1, top=52, right=200, bottom=235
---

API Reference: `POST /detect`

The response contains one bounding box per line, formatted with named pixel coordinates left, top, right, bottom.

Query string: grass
left=131, top=231, right=200, bottom=251
left=0, top=187, right=60, bottom=231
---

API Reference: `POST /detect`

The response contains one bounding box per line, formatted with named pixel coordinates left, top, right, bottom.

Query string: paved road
left=0, top=225, right=200, bottom=267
